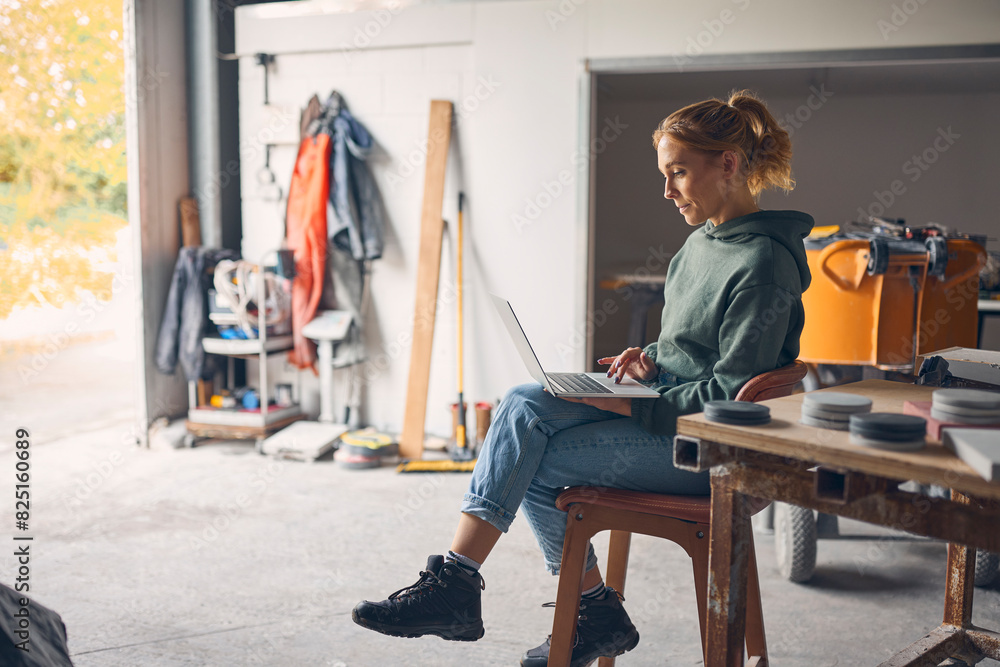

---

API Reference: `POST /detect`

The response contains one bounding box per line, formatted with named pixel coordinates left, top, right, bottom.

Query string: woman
left=353, top=90, right=813, bottom=666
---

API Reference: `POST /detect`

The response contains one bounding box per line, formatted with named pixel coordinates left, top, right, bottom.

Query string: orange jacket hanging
left=285, top=133, right=331, bottom=371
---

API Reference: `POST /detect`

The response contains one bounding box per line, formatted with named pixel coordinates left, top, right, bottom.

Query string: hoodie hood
left=705, top=210, right=814, bottom=291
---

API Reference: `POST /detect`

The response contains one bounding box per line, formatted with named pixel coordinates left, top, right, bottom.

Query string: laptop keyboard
left=547, top=373, right=613, bottom=394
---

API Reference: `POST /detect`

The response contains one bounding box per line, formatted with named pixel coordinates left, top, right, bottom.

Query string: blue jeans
left=460, top=383, right=709, bottom=575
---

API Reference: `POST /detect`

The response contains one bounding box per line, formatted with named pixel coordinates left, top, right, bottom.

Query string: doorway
left=586, top=45, right=1000, bottom=366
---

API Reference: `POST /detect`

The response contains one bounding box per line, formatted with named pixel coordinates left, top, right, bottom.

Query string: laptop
left=490, top=294, right=661, bottom=398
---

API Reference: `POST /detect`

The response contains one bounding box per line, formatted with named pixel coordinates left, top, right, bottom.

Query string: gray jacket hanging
left=314, top=92, right=385, bottom=262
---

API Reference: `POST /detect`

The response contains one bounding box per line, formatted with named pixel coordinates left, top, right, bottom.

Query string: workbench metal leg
left=945, top=491, right=977, bottom=629
left=707, top=468, right=749, bottom=667
left=875, top=626, right=969, bottom=667
left=879, top=490, right=986, bottom=667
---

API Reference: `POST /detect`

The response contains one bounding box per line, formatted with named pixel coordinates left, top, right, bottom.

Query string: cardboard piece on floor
left=261, top=421, right=349, bottom=462
left=399, top=100, right=453, bottom=460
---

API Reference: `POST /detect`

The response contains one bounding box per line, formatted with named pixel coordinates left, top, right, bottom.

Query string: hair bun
left=652, top=89, right=795, bottom=196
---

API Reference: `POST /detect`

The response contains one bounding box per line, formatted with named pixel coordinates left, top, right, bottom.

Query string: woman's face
left=656, top=137, right=732, bottom=227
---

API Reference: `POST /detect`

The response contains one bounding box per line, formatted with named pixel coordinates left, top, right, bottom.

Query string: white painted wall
left=235, top=0, right=1000, bottom=437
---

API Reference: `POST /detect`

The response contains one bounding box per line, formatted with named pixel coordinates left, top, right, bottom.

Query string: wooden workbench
left=675, top=380, right=1000, bottom=667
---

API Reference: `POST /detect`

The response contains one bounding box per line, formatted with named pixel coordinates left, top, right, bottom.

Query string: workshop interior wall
left=593, top=82, right=1000, bottom=363
left=235, top=0, right=1000, bottom=435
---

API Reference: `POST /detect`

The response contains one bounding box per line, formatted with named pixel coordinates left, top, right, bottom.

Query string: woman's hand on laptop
left=599, top=347, right=658, bottom=384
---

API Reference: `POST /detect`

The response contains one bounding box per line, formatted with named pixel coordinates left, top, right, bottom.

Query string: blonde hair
left=652, top=89, right=794, bottom=197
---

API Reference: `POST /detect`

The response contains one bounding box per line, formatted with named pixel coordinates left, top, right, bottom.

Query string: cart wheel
left=815, top=512, right=840, bottom=538
left=183, top=434, right=196, bottom=448
left=975, top=550, right=999, bottom=588
left=926, top=236, right=949, bottom=278
left=774, top=502, right=817, bottom=583
left=255, top=438, right=266, bottom=455
left=867, top=237, right=890, bottom=275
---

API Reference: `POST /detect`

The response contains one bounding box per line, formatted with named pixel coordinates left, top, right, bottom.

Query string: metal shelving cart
left=185, top=252, right=302, bottom=449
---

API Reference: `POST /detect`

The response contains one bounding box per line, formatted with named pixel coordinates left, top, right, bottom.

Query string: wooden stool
left=547, top=360, right=807, bottom=667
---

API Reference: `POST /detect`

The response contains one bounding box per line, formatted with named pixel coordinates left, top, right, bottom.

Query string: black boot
left=352, top=555, right=486, bottom=641
left=520, top=587, right=639, bottom=667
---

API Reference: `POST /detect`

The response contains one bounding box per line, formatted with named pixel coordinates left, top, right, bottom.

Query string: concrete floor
left=2, top=337, right=1000, bottom=666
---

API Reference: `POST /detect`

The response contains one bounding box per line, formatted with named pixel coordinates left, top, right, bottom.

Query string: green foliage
left=0, top=0, right=127, bottom=320
left=0, top=0, right=126, bottom=220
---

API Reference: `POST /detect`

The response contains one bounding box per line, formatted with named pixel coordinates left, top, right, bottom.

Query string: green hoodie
left=631, top=209, right=814, bottom=435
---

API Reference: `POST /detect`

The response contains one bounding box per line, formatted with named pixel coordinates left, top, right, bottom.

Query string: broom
left=397, top=192, right=476, bottom=473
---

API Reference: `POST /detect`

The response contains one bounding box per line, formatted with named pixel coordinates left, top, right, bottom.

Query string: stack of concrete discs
left=704, top=400, right=770, bottom=426
left=848, top=413, right=927, bottom=451
left=931, top=389, right=1000, bottom=425
left=800, top=392, right=872, bottom=430
left=334, top=429, right=399, bottom=469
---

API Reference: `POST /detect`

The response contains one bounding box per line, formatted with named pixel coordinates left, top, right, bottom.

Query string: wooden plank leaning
left=399, top=100, right=454, bottom=459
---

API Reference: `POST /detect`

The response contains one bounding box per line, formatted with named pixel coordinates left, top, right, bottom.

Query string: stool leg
left=605, top=530, right=632, bottom=594
left=690, top=526, right=710, bottom=663
left=597, top=530, right=633, bottom=667
left=551, top=504, right=593, bottom=667
left=744, top=530, right=768, bottom=664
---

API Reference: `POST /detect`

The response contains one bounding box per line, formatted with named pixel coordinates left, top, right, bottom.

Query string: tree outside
left=0, top=0, right=129, bottom=362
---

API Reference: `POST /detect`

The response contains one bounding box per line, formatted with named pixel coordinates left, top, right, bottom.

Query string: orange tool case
left=800, top=231, right=985, bottom=370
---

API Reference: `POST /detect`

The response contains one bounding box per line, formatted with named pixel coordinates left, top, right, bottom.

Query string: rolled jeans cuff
left=461, top=493, right=516, bottom=534
left=546, top=545, right=599, bottom=576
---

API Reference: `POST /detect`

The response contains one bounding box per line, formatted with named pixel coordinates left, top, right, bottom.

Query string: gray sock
left=581, top=582, right=606, bottom=600
left=446, top=550, right=481, bottom=575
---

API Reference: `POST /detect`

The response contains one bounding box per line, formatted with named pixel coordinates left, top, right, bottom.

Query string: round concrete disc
left=800, top=414, right=850, bottom=431
left=342, top=442, right=400, bottom=458
left=930, top=407, right=1000, bottom=425
left=928, top=399, right=1000, bottom=418
left=334, top=450, right=381, bottom=469
left=803, top=392, right=873, bottom=414
left=849, top=413, right=926, bottom=441
left=706, top=415, right=772, bottom=426
left=932, top=388, right=1000, bottom=411
left=705, top=401, right=770, bottom=425
left=801, top=405, right=854, bottom=422
left=849, top=433, right=926, bottom=451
